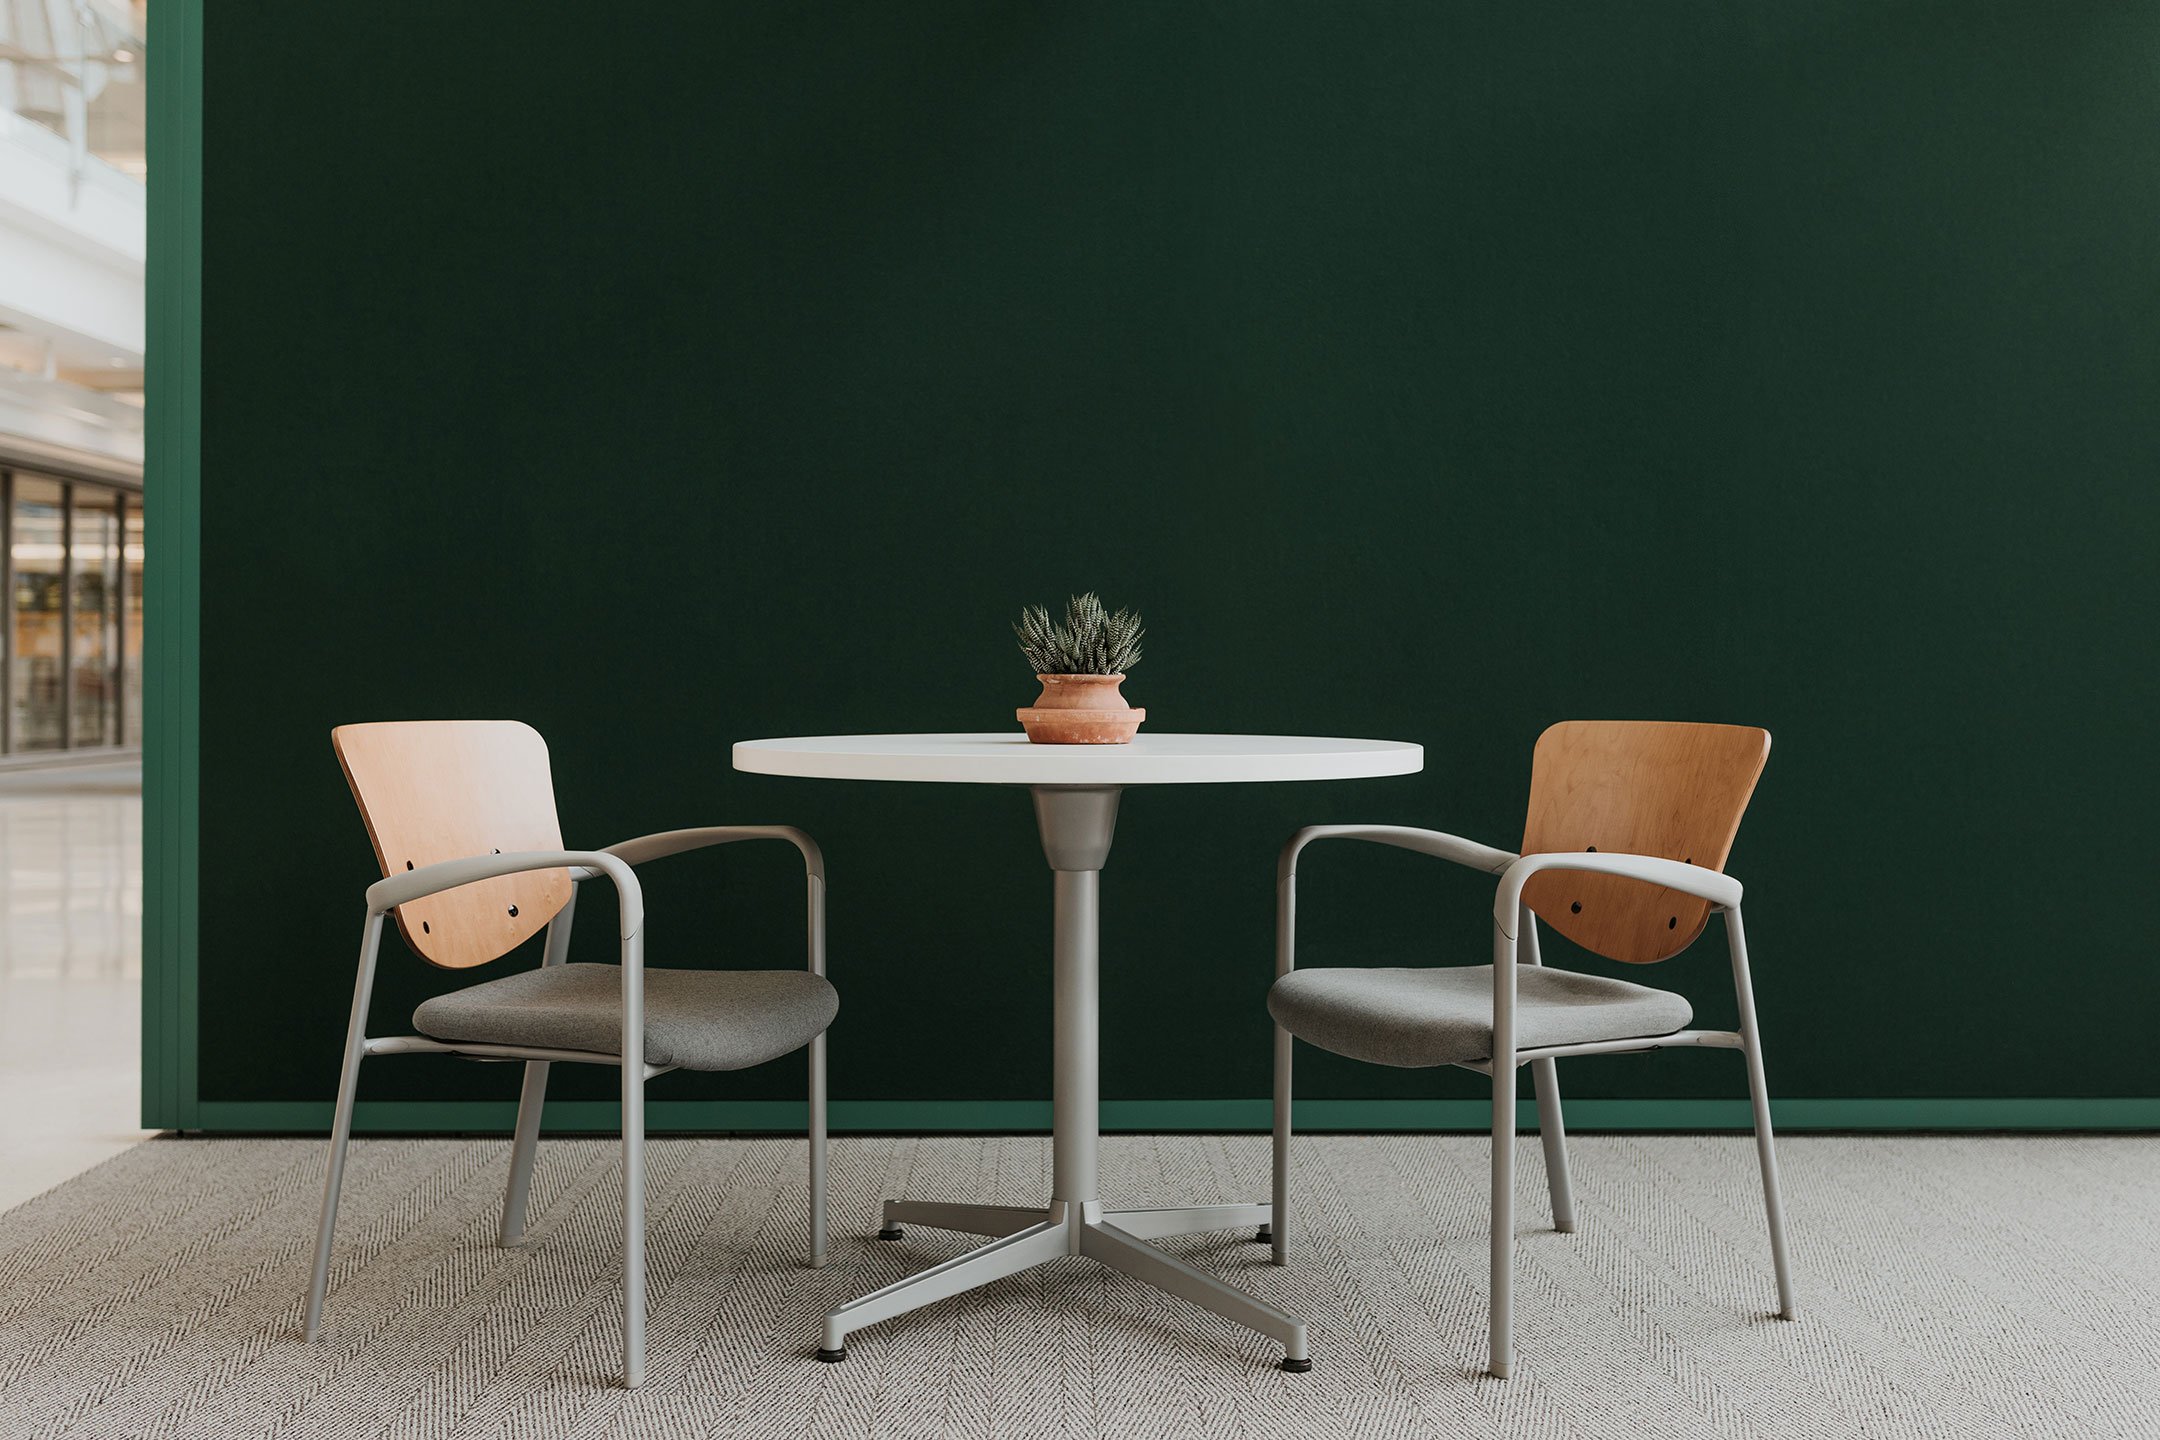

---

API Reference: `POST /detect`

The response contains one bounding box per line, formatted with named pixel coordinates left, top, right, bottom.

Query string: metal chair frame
left=300, top=826, right=826, bottom=1390
left=1271, top=825, right=1796, bottom=1378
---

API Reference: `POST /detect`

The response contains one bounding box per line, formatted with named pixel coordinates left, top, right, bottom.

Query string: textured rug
left=0, top=1134, right=2155, bottom=1438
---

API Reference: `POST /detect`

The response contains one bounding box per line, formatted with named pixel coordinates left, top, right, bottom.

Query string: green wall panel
left=190, top=1099, right=2160, bottom=1138
left=182, top=3, right=2160, bottom=1127
left=143, top=0, right=201, bottom=1130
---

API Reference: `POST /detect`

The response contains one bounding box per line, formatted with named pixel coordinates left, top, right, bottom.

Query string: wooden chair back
left=1519, top=720, right=1769, bottom=964
left=332, top=720, right=574, bottom=969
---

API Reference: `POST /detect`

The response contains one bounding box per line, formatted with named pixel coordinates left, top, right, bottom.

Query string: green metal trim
left=143, top=0, right=203, bottom=1130
left=188, top=1097, right=2160, bottom=1135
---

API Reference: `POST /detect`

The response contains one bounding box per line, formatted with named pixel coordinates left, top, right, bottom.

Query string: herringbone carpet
left=1, top=1134, right=2154, bottom=1438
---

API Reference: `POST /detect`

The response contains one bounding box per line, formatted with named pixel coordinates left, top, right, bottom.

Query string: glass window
left=10, top=477, right=66, bottom=751
left=2, top=476, right=142, bottom=754
left=122, top=497, right=143, bottom=747
left=71, top=485, right=121, bottom=746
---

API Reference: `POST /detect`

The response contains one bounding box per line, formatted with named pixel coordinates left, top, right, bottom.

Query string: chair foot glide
left=1279, top=1356, right=1311, bottom=1373
left=816, top=1345, right=848, bottom=1362
left=876, top=1226, right=904, bottom=1240
left=1253, top=1226, right=1272, bottom=1243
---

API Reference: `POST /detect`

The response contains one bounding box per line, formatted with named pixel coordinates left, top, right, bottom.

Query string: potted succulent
left=1013, top=593, right=1147, bottom=744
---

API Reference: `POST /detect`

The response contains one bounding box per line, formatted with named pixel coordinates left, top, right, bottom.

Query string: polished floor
left=0, top=762, right=153, bottom=1212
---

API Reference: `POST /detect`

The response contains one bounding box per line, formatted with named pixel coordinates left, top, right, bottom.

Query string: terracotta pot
left=1016, top=673, right=1146, bottom=744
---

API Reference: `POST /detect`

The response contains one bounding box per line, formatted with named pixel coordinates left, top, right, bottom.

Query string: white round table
left=734, top=732, right=1422, bottom=1369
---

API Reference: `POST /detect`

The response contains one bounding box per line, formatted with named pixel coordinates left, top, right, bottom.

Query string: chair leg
left=303, top=912, right=381, bottom=1342
left=1728, top=906, right=1797, bottom=1320
left=621, top=1065, right=647, bottom=1389
left=499, top=1060, right=550, bottom=1246
left=1267, top=1023, right=1290, bottom=1264
left=1518, top=905, right=1574, bottom=1235
left=1530, top=1057, right=1575, bottom=1233
left=622, top=1057, right=643, bottom=1381
left=1489, top=1059, right=1516, bottom=1378
left=807, top=1032, right=828, bottom=1269
left=1744, top=1043, right=1798, bottom=1320
left=302, top=1036, right=363, bottom=1341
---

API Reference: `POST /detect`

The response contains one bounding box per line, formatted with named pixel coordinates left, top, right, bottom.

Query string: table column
left=1032, top=786, right=1121, bottom=1208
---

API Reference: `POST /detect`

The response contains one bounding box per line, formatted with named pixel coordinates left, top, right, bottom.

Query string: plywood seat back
left=332, top=720, right=574, bottom=969
left=1519, top=721, right=1770, bottom=965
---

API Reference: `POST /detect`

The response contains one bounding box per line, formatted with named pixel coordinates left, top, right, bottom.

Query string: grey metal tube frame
left=1272, top=826, right=1796, bottom=1380
left=820, top=787, right=1308, bottom=1371
left=300, top=827, right=827, bottom=1391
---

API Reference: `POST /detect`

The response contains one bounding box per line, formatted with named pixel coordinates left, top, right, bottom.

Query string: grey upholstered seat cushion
left=1268, top=965, right=1691, bottom=1069
left=413, top=963, right=837, bottom=1072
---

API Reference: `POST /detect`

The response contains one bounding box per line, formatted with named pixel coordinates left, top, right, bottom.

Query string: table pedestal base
left=818, top=1199, right=1304, bottom=1367
left=816, top=786, right=1309, bottom=1371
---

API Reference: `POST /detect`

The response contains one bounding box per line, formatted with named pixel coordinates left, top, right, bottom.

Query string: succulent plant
left=1014, top=592, right=1145, bottom=675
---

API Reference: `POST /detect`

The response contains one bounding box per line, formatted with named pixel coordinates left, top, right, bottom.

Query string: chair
left=1266, top=720, right=1795, bottom=1377
left=300, top=720, right=835, bottom=1389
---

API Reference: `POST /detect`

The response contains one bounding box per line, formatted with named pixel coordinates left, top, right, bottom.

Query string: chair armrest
left=600, top=825, right=826, bottom=979
left=1277, top=825, right=1517, bottom=981
left=1279, top=825, right=1517, bottom=883
left=601, top=825, right=824, bottom=879
left=367, top=850, right=645, bottom=938
left=1493, top=851, right=1742, bottom=935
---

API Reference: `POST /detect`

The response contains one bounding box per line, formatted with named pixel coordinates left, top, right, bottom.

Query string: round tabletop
left=732, top=732, right=1423, bottom=786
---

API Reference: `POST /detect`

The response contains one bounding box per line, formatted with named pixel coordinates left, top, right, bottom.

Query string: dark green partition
left=148, top=2, right=2160, bottom=1131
